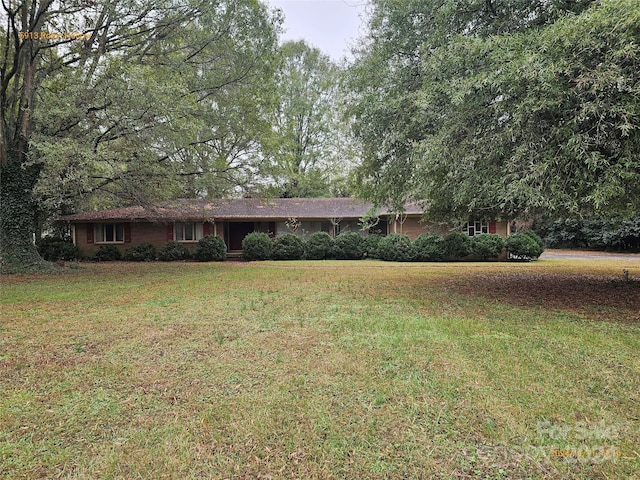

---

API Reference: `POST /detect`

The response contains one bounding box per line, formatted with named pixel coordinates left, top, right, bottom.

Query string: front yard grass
left=1, top=259, right=639, bottom=479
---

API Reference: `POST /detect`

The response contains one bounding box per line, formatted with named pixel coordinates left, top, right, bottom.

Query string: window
left=174, top=222, right=202, bottom=242
left=336, top=220, right=365, bottom=236
left=462, top=221, right=489, bottom=236
left=369, top=219, right=388, bottom=236
left=95, top=223, right=124, bottom=243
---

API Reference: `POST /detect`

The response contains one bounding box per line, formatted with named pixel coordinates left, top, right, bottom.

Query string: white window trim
left=174, top=222, right=202, bottom=243
left=462, top=221, right=489, bottom=237
left=95, top=223, right=125, bottom=244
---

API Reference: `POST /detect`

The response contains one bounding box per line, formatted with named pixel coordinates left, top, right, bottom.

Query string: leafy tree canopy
left=348, top=0, right=639, bottom=221
left=261, top=40, right=355, bottom=198
left=1, top=0, right=281, bottom=270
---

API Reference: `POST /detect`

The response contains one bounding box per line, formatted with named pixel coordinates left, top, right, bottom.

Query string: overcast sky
left=266, top=0, right=369, bottom=62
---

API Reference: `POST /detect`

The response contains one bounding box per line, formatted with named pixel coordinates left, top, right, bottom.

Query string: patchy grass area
left=1, top=259, right=639, bottom=479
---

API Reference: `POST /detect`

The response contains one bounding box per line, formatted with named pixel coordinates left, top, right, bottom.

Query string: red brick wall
left=74, top=222, right=222, bottom=257
left=73, top=218, right=510, bottom=258
left=492, top=221, right=509, bottom=238
left=389, top=217, right=453, bottom=239
left=392, top=217, right=423, bottom=238
left=131, top=223, right=173, bottom=250
left=389, top=216, right=509, bottom=240
left=213, top=222, right=225, bottom=242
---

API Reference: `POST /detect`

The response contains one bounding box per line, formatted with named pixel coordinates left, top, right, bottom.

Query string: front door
left=228, top=222, right=255, bottom=251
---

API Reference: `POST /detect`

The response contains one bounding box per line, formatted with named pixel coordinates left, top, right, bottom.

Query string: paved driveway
left=540, top=249, right=640, bottom=262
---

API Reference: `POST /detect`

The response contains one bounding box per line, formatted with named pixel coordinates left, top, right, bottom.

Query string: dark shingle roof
left=60, top=198, right=424, bottom=222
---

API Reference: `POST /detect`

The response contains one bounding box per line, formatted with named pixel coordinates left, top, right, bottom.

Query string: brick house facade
left=61, top=198, right=510, bottom=257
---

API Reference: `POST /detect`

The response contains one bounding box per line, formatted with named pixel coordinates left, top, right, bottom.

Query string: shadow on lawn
left=451, top=272, right=640, bottom=322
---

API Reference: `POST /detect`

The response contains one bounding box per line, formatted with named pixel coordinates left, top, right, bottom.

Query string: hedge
left=158, top=241, right=191, bottom=261
left=442, top=232, right=473, bottom=260
left=242, top=232, right=272, bottom=261
left=535, top=216, right=640, bottom=252
left=304, top=232, right=334, bottom=260
left=505, top=232, right=544, bottom=260
left=333, top=232, right=365, bottom=260
left=470, top=234, right=504, bottom=260
left=93, top=244, right=122, bottom=261
left=195, top=235, right=227, bottom=261
left=377, top=234, right=415, bottom=262
left=272, top=234, right=305, bottom=260
left=124, top=242, right=157, bottom=261
left=413, top=234, right=445, bottom=262
left=37, top=236, right=79, bottom=261
left=362, top=234, right=383, bottom=259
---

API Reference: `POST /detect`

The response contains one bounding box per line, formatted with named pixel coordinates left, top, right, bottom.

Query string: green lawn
left=1, top=260, right=639, bottom=479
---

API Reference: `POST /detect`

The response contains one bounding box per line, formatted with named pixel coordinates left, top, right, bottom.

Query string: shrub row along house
left=61, top=197, right=510, bottom=258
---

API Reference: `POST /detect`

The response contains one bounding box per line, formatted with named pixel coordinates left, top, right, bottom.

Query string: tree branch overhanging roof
left=60, top=198, right=424, bottom=222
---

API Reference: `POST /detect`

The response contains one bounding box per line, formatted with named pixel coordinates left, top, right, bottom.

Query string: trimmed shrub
left=242, top=232, right=272, bottom=261
left=272, top=234, right=305, bottom=260
left=442, top=232, right=473, bottom=260
left=195, top=235, right=227, bottom=261
left=158, top=241, right=191, bottom=261
left=93, top=244, right=122, bottom=261
left=523, top=230, right=545, bottom=256
left=413, top=234, right=445, bottom=262
left=377, top=233, right=415, bottom=262
left=124, top=242, right=157, bottom=261
left=37, top=236, right=79, bottom=261
left=333, top=232, right=365, bottom=260
left=471, top=234, right=504, bottom=260
left=305, top=232, right=333, bottom=260
left=362, top=234, right=383, bottom=259
left=505, top=233, right=543, bottom=260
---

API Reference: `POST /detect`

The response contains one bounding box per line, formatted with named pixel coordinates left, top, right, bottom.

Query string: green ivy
left=0, top=158, right=52, bottom=273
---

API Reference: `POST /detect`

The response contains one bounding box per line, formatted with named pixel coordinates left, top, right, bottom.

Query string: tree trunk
left=0, top=3, right=50, bottom=273
left=0, top=155, right=48, bottom=272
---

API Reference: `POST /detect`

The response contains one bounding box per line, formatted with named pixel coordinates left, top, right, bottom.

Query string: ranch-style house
left=61, top=197, right=510, bottom=257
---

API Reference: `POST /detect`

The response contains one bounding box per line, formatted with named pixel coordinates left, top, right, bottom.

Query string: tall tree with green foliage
left=262, top=40, right=352, bottom=198
left=348, top=0, right=638, bottom=220
left=1, top=0, right=280, bottom=271
left=416, top=0, right=640, bottom=220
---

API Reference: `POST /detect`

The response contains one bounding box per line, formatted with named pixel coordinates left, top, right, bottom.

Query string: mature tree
left=415, top=0, right=640, bottom=220
left=348, top=0, right=639, bottom=220
left=346, top=0, right=427, bottom=212
left=261, top=40, right=352, bottom=198
left=1, top=0, right=280, bottom=271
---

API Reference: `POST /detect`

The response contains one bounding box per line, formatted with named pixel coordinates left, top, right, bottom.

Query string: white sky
left=266, top=0, right=369, bottom=62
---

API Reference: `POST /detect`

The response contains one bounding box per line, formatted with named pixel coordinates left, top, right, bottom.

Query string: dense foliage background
left=535, top=217, right=640, bottom=252
left=2, top=0, right=638, bottom=272
left=348, top=0, right=639, bottom=220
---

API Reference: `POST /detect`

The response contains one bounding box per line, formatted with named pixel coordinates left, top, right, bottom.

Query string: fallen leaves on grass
left=453, top=272, right=640, bottom=321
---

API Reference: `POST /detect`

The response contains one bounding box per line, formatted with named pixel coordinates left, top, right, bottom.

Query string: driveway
left=540, top=249, right=640, bottom=262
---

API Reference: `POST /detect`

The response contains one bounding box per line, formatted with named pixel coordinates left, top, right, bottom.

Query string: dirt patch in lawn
left=455, top=272, right=640, bottom=321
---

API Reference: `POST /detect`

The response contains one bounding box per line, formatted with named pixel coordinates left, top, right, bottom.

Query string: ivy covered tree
left=1, top=0, right=280, bottom=271
left=348, top=0, right=639, bottom=221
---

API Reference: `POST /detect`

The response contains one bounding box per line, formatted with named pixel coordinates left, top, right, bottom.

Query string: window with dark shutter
left=86, top=223, right=94, bottom=244
left=94, top=223, right=124, bottom=243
